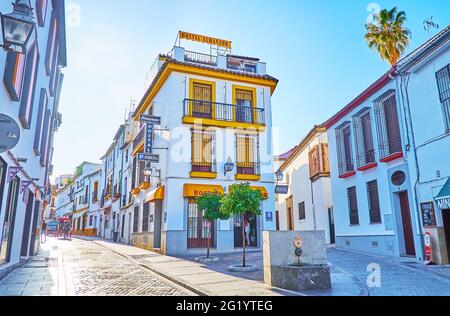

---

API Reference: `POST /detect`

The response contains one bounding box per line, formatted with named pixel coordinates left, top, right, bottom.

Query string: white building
left=396, top=26, right=450, bottom=264
left=0, top=0, right=66, bottom=274
left=128, top=32, right=279, bottom=256
left=275, top=126, right=334, bottom=244
left=55, top=183, right=73, bottom=219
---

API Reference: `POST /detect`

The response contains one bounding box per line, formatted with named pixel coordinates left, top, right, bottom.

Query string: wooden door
left=286, top=196, right=294, bottom=231
left=399, top=192, right=416, bottom=256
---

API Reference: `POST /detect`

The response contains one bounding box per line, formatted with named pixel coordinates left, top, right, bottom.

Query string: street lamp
left=275, top=170, right=284, bottom=182
left=224, top=157, right=235, bottom=176
left=1, top=0, right=36, bottom=54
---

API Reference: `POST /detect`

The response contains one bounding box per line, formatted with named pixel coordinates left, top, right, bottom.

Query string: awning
left=146, top=186, right=165, bottom=203
left=183, top=184, right=224, bottom=198
left=435, top=178, right=450, bottom=209
left=251, top=186, right=269, bottom=200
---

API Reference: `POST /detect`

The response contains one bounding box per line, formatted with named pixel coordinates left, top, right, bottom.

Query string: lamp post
left=1, top=0, right=36, bottom=54
left=275, top=170, right=284, bottom=182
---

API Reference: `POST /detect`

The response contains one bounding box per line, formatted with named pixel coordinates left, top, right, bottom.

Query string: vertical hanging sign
left=7, top=166, right=22, bottom=183
left=145, top=123, right=153, bottom=154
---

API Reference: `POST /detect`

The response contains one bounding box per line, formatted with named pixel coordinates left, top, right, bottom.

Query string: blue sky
left=52, top=0, right=450, bottom=176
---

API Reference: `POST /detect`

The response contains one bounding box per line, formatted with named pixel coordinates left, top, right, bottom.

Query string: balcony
left=183, top=99, right=265, bottom=129
left=184, top=50, right=217, bottom=66
left=236, top=162, right=261, bottom=181
left=132, top=126, right=146, bottom=155
left=338, top=160, right=356, bottom=179
left=190, top=161, right=218, bottom=179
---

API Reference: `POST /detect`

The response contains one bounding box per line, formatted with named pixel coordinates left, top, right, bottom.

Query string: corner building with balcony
left=129, top=33, right=278, bottom=255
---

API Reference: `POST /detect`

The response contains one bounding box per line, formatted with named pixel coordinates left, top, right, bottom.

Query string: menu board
left=421, top=202, right=437, bottom=228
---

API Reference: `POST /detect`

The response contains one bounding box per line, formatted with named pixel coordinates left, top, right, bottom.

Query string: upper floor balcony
left=183, top=99, right=265, bottom=130
left=132, top=125, right=146, bottom=156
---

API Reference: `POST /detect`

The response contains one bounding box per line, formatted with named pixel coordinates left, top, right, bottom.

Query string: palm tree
left=365, top=7, right=411, bottom=66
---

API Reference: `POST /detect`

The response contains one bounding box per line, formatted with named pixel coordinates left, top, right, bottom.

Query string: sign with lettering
left=421, top=202, right=437, bottom=227
left=140, top=115, right=161, bottom=125
left=179, top=31, right=232, bottom=49
left=265, top=212, right=273, bottom=222
left=275, top=185, right=289, bottom=195
left=137, top=153, right=160, bottom=163
left=145, top=124, right=153, bottom=153
left=437, top=198, right=450, bottom=210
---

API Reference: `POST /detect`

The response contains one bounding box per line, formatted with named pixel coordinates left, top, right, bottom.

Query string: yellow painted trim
left=235, top=174, right=261, bottom=181
left=139, top=182, right=151, bottom=190
left=182, top=116, right=266, bottom=131
left=134, top=63, right=278, bottom=120
left=131, top=188, right=141, bottom=195
left=132, top=141, right=144, bottom=157
left=190, top=171, right=218, bottom=179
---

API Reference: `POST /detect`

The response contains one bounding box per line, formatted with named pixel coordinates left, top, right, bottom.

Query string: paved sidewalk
left=0, top=239, right=67, bottom=296
left=83, top=237, right=364, bottom=296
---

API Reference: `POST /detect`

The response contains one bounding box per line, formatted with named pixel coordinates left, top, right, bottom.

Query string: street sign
left=140, top=115, right=161, bottom=125
left=275, top=185, right=289, bottom=195
left=145, top=124, right=153, bottom=153
left=137, top=153, right=160, bottom=163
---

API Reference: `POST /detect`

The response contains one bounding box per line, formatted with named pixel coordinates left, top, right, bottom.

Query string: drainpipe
left=398, top=72, right=425, bottom=261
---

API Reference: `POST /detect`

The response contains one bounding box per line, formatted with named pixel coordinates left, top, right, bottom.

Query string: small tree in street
left=196, top=192, right=228, bottom=259
left=220, top=183, right=263, bottom=268
left=364, top=7, right=411, bottom=66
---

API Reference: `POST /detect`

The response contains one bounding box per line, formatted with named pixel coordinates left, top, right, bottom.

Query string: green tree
left=220, top=183, right=263, bottom=267
left=364, top=7, right=411, bottom=66
left=196, top=192, right=228, bottom=259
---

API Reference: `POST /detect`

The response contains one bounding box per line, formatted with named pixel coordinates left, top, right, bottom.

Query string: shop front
left=435, top=178, right=450, bottom=265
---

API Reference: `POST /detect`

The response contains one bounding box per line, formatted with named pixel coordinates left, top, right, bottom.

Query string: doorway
left=21, top=190, right=35, bottom=257
left=286, top=196, right=294, bottom=231
left=399, top=191, right=416, bottom=256
left=29, top=200, right=41, bottom=256
left=153, top=201, right=163, bottom=250
left=234, top=214, right=258, bottom=248
left=442, top=209, right=450, bottom=263
left=328, top=208, right=336, bottom=244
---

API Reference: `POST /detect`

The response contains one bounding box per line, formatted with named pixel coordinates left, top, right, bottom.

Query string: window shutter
left=36, top=0, right=48, bottom=27
left=347, top=186, right=359, bottom=225
left=40, top=109, right=52, bottom=167
left=33, top=89, right=48, bottom=155
left=3, top=51, right=26, bottom=101
left=19, top=44, right=40, bottom=129
left=367, top=180, right=382, bottom=223
left=45, top=12, right=58, bottom=75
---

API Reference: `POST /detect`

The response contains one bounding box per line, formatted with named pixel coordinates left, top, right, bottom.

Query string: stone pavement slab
left=85, top=237, right=362, bottom=296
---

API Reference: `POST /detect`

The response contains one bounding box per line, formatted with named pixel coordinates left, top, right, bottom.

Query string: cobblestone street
left=0, top=238, right=194, bottom=296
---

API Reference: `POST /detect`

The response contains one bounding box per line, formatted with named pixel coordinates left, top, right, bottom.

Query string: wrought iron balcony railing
left=338, top=159, right=355, bottom=176
left=183, top=99, right=265, bottom=125
left=192, top=161, right=217, bottom=173
left=184, top=50, right=217, bottom=66
left=236, top=162, right=260, bottom=176
left=133, top=126, right=146, bottom=152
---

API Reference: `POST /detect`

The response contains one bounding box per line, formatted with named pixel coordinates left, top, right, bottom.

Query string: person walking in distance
left=41, top=221, right=48, bottom=243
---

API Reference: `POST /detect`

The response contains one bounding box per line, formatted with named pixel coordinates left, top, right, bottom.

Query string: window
left=298, top=202, right=306, bottom=221
left=336, top=123, right=354, bottom=176
left=190, top=80, right=214, bottom=119
left=367, top=180, right=382, bottom=224
left=436, top=64, right=450, bottom=131
left=33, top=89, right=48, bottom=155
left=187, top=198, right=214, bottom=249
left=45, top=12, right=58, bottom=75
left=19, top=43, right=40, bottom=129
left=374, top=90, right=402, bottom=160
left=309, top=143, right=330, bottom=180
left=133, top=206, right=139, bottom=233
left=36, top=0, right=48, bottom=27
left=92, top=181, right=99, bottom=202
left=142, top=202, right=150, bottom=232
left=353, top=109, right=375, bottom=168
left=3, top=51, right=26, bottom=101
left=191, top=130, right=216, bottom=173
left=0, top=158, right=7, bottom=220
left=89, top=216, right=93, bottom=226
left=236, top=134, right=259, bottom=175
left=235, top=88, right=255, bottom=124
left=347, top=186, right=359, bottom=225
left=1, top=177, right=20, bottom=263
left=40, top=109, right=52, bottom=167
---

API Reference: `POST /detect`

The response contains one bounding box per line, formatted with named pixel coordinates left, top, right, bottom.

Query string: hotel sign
left=179, top=31, right=232, bottom=49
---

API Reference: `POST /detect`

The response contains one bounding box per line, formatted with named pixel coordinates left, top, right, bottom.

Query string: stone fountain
left=263, top=231, right=332, bottom=291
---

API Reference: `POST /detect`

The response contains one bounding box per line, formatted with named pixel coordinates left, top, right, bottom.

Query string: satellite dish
left=0, top=114, right=21, bottom=153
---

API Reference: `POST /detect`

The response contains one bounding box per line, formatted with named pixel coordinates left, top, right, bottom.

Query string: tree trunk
left=242, top=214, right=246, bottom=267
left=207, top=220, right=211, bottom=259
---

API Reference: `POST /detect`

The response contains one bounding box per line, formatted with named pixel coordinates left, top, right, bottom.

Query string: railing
left=338, top=159, right=355, bottom=176
left=133, top=126, right=146, bottom=152
left=378, top=137, right=402, bottom=160
left=227, top=59, right=257, bottom=73
left=192, top=161, right=217, bottom=173
left=356, top=149, right=376, bottom=168
left=185, top=50, right=217, bottom=66
left=236, top=162, right=260, bottom=176
left=183, top=99, right=265, bottom=125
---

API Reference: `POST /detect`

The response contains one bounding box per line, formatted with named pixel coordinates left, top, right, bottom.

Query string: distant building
left=275, top=126, right=334, bottom=244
